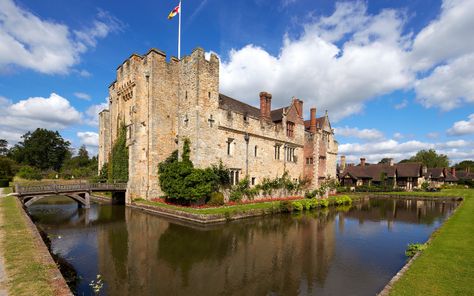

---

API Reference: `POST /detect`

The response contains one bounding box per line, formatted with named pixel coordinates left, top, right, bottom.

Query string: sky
left=0, top=0, right=473, bottom=165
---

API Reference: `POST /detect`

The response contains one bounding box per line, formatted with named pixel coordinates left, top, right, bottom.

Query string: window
left=286, top=147, right=296, bottom=162
left=254, top=145, right=258, bottom=157
left=227, top=138, right=234, bottom=156
left=229, top=170, right=240, bottom=185
left=251, top=177, right=256, bottom=186
left=306, top=157, right=313, bottom=165
left=286, top=121, right=295, bottom=137
left=274, top=144, right=281, bottom=160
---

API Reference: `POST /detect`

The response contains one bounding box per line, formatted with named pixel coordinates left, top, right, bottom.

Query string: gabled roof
left=396, top=163, right=423, bottom=178
left=271, top=107, right=286, bottom=122
left=341, top=164, right=396, bottom=182
left=218, top=94, right=260, bottom=118
left=425, top=168, right=444, bottom=179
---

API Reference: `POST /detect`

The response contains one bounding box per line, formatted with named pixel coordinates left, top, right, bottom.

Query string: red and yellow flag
left=168, top=3, right=180, bottom=20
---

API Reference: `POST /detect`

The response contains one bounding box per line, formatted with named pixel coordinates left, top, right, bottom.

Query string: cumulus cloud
left=220, top=0, right=474, bottom=119
left=415, top=54, right=474, bottom=110
left=84, top=98, right=108, bottom=126
left=447, top=113, right=474, bottom=136
left=77, top=131, right=99, bottom=155
left=0, top=0, right=122, bottom=74
left=334, top=126, right=384, bottom=141
left=0, top=93, right=81, bottom=143
left=394, top=99, right=408, bottom=110
left=74, top=92, right=91, bottom=101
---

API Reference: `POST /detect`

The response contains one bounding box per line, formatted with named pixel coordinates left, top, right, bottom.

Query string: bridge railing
left=15, top=183, right=127, bottom=195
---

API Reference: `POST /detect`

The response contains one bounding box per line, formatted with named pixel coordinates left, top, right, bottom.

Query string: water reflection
left=28, top=197, right=458, bottom=296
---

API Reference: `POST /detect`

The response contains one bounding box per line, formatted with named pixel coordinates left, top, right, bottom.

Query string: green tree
left=0, top=139, right=8, bottom=156
left=0, top=157, right=16, bottom=180
left=10, top=129, right=70, bottom=171
left=408, top=149, right=449, bottom=168
left=379, top=158, right=392, bottom=164
left=454, top=160, right=474, bottom=171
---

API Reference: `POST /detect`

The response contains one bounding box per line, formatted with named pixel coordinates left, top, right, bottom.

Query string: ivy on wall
left=108, top=125, right=129, bottom=182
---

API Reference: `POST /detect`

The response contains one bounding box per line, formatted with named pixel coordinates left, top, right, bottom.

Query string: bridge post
left=83, top=192, right=91, bottom=209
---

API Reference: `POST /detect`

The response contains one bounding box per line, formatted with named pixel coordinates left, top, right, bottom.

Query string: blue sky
left=0, top=0, right=473, bottom=164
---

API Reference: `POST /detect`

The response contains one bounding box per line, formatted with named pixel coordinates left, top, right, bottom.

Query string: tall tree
left=454, top=160, right=474, bottom=171
left=408, top=149, right=449, bottom=168
left=0, top=139, right=8, bottom=156
left=10, top=129, right=70, bottom=171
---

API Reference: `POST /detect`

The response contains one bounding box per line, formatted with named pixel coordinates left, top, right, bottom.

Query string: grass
left=0, top=195, right=55, bottom=296
left=388, top=189, right=474, bottom=296
left=135, top=194, right=360, bottom=215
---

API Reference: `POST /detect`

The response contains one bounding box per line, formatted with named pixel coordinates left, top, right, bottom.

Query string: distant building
left=98, top=47, right=338, bottom=202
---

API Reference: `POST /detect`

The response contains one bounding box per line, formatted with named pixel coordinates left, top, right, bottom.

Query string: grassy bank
left=135, top=194, right=359, bottom=215
left=0, top=195, right=55, bottom=295
left=387, top=189, right=474, bottom=295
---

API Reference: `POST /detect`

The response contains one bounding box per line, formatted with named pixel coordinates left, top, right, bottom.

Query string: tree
left=408, top=149, right=449, bottom=168
left=10, top=129, right=70, bottom=171
left=0, top=157, right=16, bottom=180
left=379, top=158, right=392, bottom=164
left=454, top=160, right=474, bottom=171
left=0, top=139, right=8, bottom=156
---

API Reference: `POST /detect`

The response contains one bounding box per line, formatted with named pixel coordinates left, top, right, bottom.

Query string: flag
left=168, top=3, right=180, bottom=20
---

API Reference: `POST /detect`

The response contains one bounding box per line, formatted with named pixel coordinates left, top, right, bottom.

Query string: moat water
left=27, top=197, right=458, bottom=296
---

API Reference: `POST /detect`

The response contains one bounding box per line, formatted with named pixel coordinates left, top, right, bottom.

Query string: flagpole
left=178, top=0, right=182, bottom=59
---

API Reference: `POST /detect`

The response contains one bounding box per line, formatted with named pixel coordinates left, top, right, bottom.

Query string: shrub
left=301, top=199, right=312, bottom=210
left=319, top=198, right=329, bottom=208
left=207, top=192, right=225, bottom=206
left=309, top=198, right=319, bottom=209
left=335, top=195, right=352, bottom=206
left=292, top=201, right=303, bottom=211
left=280, top=200, right=293, bottom=213
left=17, top=165, right=42, bottom=180
left=405, top=243, right=427, bottom=257
left=0, top=179, right=9, bottom=187
left=336, top=186, right=349, bottom=193
left=305, top=190, right=316, bottom=199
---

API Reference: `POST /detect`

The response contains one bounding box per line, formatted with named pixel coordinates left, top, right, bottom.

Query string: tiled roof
left=425, top=168, right=444, bottom=179
left=456, top=170, right=474, bottom=180
left=341, top=162, right=423, bottom=180
left=396, top=163, right=423, bottom=178
left=219, top=94, right=260, bottom=118
left=304, top=117, right=327, bottom=131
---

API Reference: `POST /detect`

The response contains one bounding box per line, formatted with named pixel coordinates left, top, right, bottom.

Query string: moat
left=27, top=197, right=458, bottom=296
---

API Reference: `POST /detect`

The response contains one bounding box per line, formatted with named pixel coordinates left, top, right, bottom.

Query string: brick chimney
left=310, top=108, right=317, bottom=132
left=451, top=167, right=456, bottom=177
left=340, top=155, right=346, bottom=171
left=360, top=158, right=366, bottom=166
left=259, top=92, right=272, bottom=120
left=292, top=97, right=303, bottom=118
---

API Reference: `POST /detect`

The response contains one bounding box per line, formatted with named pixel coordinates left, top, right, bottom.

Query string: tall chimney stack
left=310, top=108, right=317, bottom=132
left=360, top=158, right=366, bottom=166
left=340, top=155, right=346, bottom=171
left=259, top=92, right=272, bottom=120
left=292, top=97, right=303, bottom=118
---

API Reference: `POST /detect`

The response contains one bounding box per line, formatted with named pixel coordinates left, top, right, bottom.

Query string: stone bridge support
left=22, top=192, right=91, bottom=208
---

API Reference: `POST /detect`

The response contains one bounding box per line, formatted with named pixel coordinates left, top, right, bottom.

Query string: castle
left=98, top=47, right=338, bottom=202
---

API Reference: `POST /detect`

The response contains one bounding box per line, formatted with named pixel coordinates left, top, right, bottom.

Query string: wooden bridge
left=15, top=183, right=127, bottom=208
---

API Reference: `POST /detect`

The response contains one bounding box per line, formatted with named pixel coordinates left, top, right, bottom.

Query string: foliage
left=0, top=179, right=9, bottom=187
left=319, top=198, right=329, bottom=208
left=16, top=165, right=42, bottom=180
left=291, top=201, right=303, bottom=211
left=378, top=158, right=393, bottom=164
left=305, top=179, right=339, bottom=198
left=354, top=185, right=405, bottom=192
left=158, top=139, right=223, bottom=202
left=62, top=146, right=98, bottom=179
left=0, top=156, right=16, bottom=181
left=91, top=163, right=108, bottom=183
left=0, top=139, right=8, bottom=156
left=405, top=149, right=449, bottom=168
left=421, top=181, right=430, bottom=191
left=336, top=186, right=349, bottom=193
left=279, top=200, right=293, bottom=213
left=9, top=128, right=70, bottom=171
left=211, top=160, right=230, bottom=188
left=405, top=243, right=427, bottom=257
left=207, top=192, right=225, bottom=206
left=109, top=125, right=129, bottom=182
left=454, top=160, right=474, bottom=172
left=335, top=195, right=352, bottom=206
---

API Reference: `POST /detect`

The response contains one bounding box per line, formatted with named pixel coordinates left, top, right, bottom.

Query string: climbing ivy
left=108, top=125, right=128, bottom=182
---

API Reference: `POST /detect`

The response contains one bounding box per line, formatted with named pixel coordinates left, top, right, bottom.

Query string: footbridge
left=15, top=183, right=127, bottom=208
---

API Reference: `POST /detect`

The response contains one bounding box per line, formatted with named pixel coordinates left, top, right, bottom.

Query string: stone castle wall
left=98, top=47, right=339, bottom=202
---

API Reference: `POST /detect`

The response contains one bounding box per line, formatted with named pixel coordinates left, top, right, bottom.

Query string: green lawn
left=135, top=194, right=360, bottom=215
left=388, top=189, right=474, bottom=295
left=0, top=195, right=55, bottom=295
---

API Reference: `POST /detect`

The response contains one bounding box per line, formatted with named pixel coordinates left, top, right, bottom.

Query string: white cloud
left=220, top=1, right=412, bottom=120
left=334, top=126, right=384, bottom=141
left=0, top=0, right=121, bottom=74
left=85, top=98, right=108, bottom=126
left=447, top=113, right=474, bottom=136
left=74, top=92, right=91, bottom=101
left=427, top=132, right=440, bottom=139
left=410, top=0, right=474, bottom=71
left=77, top=131, right=98, bottom=147
left=0, top=93, right=81, bottom=143
left=415, top=53, right=474, bottom=110
left=393, top=132, right=404, bottom=140
left=219, top=0, right=474, bottom=119
left=394, top=99, right=408, bottom=110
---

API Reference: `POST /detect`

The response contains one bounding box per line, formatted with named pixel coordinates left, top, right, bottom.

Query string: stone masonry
left=98, top=47, right=338, bottom=202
